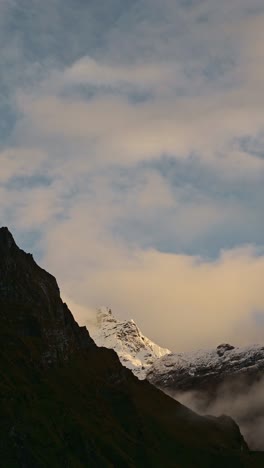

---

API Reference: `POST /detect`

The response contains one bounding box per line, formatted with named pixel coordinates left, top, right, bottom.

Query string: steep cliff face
left=0, top=227, right=93, bottom=366
left=0, top=227, right=262, bottom=467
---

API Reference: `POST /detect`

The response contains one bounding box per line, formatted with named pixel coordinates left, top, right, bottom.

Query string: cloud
left=14, top=12, right=264, bottom=172
left=1, top=0, right=264, bottom=355
left=173, top=378, right=264, bottom=450
left=40, top=204, right=264, bottom=351
left=61, top=56, right=176, bottom=92
left=0, top=148, right=46, bottom=182
left=14, top=87, right=264, bottom=173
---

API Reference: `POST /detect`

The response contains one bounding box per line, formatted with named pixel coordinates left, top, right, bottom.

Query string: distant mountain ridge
left=147, top=342, right=264, bottom=392
left=89, top=306, right=264, bottom=391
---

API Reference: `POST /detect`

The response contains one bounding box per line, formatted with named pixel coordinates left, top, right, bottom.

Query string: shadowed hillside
left=0, top=227, right=263, bottom=467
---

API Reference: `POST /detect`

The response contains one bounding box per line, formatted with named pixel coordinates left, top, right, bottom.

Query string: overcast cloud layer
left=1, top=0, right=264, bottom=350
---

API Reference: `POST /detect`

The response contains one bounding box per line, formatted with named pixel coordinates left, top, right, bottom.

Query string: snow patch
left=88, top=307, right=170, bottom=379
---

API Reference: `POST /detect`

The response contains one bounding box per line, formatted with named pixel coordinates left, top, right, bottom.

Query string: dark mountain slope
left=0, top=227, right=262, bottom=467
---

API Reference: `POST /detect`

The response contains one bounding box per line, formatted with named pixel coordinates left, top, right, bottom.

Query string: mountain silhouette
left=0, top=227, right=263, bottom=467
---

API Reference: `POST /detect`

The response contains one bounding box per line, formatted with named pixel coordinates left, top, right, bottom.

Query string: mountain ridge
left=0, top=226, right=94, bottom=367
left=147, top=342, right=264, bottom=392
left=88, top=304, right=264, bottom=451
left=0, top=227, right=262, bottom=467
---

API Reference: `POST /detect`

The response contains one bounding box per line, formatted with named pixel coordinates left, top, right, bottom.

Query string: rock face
left=0, top=227, right=93, bottom=366
left=147, top=343, right=264, bottom=393
left=0, top=227, right=262, bottom=467
left=89, top=307, right=170, bottom=379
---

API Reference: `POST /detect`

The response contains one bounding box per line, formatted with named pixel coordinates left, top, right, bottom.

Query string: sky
left=1, top=0, right=264, bottom=351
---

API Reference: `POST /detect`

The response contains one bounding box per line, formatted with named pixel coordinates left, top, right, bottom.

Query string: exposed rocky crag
left=0, top=227, right=263, bottom=467
left=89, top=306, right=170, bottom=379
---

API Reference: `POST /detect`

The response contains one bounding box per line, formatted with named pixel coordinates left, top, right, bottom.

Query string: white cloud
left=62, top=56, right=176, bottom=92
left=0, top=148, right=47, bottom=182
left=42, top=213, right=264, bottom=351
left=1, top=0, right=264, bottom=353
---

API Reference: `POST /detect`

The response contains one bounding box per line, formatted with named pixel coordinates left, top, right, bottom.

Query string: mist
left=172, top=378, right=264, bottom=450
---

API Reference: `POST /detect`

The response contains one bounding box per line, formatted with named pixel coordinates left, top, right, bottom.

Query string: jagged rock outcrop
left=0, top=227, right=262, bottom=467
left=89, top=307, right=170, bottom=379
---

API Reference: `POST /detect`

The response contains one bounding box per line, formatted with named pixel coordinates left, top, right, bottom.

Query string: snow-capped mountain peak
left=88, top=307, right=170, bottom=379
